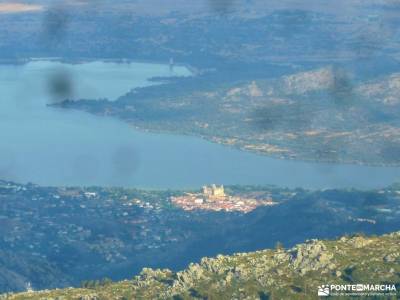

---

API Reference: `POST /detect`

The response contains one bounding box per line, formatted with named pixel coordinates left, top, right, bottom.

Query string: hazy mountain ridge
left=0, top=180, right=399, bottom=294
left=3, top=2, right=400, bottom=166
left=60, top=64, right=400, bottom=166
left=1, top=4, right=399, bottom=65
left=1, top=2, right=400, bottom=299
left=5, top=231, right=400, bottom=299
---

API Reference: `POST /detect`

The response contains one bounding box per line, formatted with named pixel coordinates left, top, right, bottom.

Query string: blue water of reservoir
left=1, top=60, right=400, bottom=190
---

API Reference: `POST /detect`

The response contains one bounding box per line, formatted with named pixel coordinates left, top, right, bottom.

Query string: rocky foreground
left=3, top=232, right=400, bottom=300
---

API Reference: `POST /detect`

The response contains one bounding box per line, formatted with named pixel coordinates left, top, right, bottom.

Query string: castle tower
left=203, top=184, right=226, bottom=200
left=203, top=185, right=212, bottom=197
left=212, top=185, right=225, bottom=198
left=26, top=282, right=33, bottom=293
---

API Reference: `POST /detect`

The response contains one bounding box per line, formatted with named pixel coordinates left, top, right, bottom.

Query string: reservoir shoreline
left=1, top=60, right=399, bottom=190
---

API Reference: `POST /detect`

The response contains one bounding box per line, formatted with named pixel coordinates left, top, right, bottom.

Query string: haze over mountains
left=2, top=0, right=400, bottom=62
left=0, top=180, right=399, bottom=293
left=1, top=1, right=400, bottom=298
left=60, top=64, right=400, bottom=165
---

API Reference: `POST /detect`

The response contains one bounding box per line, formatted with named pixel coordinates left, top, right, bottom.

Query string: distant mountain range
left=3, top=1, right=400, bottom=166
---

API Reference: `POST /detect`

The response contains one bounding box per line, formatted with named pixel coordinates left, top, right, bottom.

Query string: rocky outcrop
left=282, top=67, right=336, bottom=94
left=7, top=231, right=400, bottom=300
left=288, top=241, right=335, bottom=274
left=357, top=73, right=400, bottom=105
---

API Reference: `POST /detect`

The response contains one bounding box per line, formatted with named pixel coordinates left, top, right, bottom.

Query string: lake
left=1, top=60, right=400, bottom=190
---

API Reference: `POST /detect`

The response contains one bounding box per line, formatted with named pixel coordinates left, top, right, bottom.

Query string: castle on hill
left=202, top=184, right=226, bottom=200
